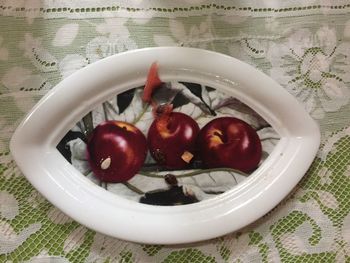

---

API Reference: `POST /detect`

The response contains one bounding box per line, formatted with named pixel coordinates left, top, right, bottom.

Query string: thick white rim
left=10, top=47, right=320, bottom=244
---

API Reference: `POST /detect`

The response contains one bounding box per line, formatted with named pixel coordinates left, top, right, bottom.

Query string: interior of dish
left=56, top=82, right=280, bottom=206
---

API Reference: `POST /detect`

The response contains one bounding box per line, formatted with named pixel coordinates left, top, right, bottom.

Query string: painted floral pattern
left=57, top=85, right=279, bottom=205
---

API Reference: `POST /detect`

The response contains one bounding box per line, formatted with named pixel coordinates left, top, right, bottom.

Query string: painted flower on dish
left=267, top=26, right=350, bottom=119
left=57, top=80, right=279, bottom=206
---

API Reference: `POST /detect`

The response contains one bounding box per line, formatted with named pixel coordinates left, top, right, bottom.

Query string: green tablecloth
left=1, top=1, right=349, bottom=262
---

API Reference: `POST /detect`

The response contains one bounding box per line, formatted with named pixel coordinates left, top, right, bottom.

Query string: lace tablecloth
left=1, top=1, right=349, bottom=262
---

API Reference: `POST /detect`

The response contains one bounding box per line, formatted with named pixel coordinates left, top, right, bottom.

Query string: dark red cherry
left=87, top=121, right=147, bottom=182
left=197, top=117, right=262, bottom=173
left=148, top=112, right=200, bottom=169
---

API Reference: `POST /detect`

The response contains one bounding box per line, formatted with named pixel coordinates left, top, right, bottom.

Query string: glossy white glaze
left=10, top=47, right=320, bottom=244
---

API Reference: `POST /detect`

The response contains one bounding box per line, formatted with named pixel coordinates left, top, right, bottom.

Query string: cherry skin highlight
left=148, top=112, right=200, bottom=169
left=87, top=121, right=147, bottom=183
left=197, top=117, right=262, bottom=173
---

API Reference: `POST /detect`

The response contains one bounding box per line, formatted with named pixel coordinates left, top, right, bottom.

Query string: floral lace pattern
left=0, top=1, right=350, bottom=262
left=267, top=26, right=350, bottom=119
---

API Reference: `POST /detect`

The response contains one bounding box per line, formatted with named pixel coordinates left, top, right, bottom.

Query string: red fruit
left=197, top=117, right=262, bottom=173
left=87, top=121, right=147, bottom=182
left=148, top=112, right=200, bottom=169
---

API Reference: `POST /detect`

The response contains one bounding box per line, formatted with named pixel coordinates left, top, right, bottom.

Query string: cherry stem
left=122, top=182, right=145, bottom=194
left=137, top=167, right=249, bottom=178
left=132, top=103, right=150, bottom=125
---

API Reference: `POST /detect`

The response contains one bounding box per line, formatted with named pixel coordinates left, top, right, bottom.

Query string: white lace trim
left=0, top=0, right=350, bottom=18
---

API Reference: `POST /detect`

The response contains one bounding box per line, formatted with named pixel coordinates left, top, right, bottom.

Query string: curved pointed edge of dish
left=10, top=47, right=320, bottom=244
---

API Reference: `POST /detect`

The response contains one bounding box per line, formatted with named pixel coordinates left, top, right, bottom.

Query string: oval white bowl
left=10, top=47, right=320, bottom=244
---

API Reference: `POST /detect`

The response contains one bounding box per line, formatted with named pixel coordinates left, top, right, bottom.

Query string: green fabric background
left=0, top=1, right=349, bottom=262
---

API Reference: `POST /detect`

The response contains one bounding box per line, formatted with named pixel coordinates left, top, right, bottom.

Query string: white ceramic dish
left=10, top=47, right=320, bottom=244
